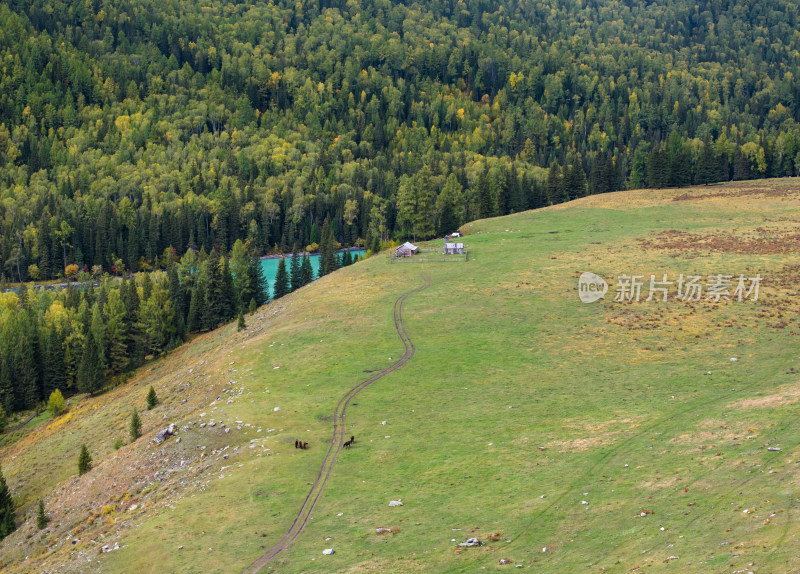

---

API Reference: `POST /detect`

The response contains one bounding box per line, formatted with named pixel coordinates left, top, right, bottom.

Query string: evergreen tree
left=237, top=312, right=246, bottom=331
left=546, top=162, right=562, bottom=205
left=77, top=330, right=103, bottom=395
left=342, top=249, right=353, bottom=266
left=0, top=404, right=6, bottom=434
left=248, top=257, right=268, bottom=307
left=42, top=328, right=66, bottom=398
left=289, top=246, right=302, bottom=291
left=146, top=386, right=158, bottom=410
left=647, top=145, right=668, bottom=188
left=300, top=254, right=313, bottom=286
left=103, top=290, right=128, bottom=374
left=77, top=444, right=92, bottom=475
left=130, top=410, right=142, bottom=440
left=248, top=298, right=257, bottom=314
left=36, top=499, right=48, bottom=530
left=0, top=464, right=14, bottom=539
left=187, top=282, right=205, bottom=332
left=696, top=136, right=717, bottom=185
left=273, top=258, right=290, bottom=299
left=202, top=255, right=224, bottom=330
left=219, top=256, right=236, bottom=320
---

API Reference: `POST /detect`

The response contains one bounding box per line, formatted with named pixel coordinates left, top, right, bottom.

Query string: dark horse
left=343, top=435, right=355, bottom=448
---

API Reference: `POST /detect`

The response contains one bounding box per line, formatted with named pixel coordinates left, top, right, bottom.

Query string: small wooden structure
left=395, top=241, right=419, bottom=257
left=444, top=241, right=464, bottom=255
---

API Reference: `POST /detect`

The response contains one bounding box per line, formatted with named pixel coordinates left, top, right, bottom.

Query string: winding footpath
left=242, top=276, right=432, bottom=573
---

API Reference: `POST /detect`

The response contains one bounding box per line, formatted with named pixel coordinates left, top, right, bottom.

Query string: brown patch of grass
left=639, top=227, right=800, bottom=255
left=730, top=383, right=800, bottom=409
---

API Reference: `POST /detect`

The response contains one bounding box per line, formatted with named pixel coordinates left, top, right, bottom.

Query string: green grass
left=3, top=180, right=800, bottom=573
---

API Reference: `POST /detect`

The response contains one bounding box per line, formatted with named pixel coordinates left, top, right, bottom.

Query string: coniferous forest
left=2, top=0, right=800, bottom=411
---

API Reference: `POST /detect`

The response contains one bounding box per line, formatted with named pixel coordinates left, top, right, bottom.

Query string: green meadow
left=2, top=180, right=800, bottom=573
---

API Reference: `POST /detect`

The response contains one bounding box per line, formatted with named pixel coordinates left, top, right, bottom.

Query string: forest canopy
left=1, top=0, right=800, bottom=281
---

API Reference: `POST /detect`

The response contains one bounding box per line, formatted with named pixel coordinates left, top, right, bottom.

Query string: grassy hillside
left=3, top=179, right=800, bottom=573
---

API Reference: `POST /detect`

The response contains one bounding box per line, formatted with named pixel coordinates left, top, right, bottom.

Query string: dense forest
left=0, top=0, right=799, bottom=283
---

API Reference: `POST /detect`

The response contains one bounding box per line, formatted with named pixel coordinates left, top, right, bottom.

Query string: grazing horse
left=343, top=435, right=355, bottom=448
left=343, top=439, right=351, bottom=448
left=295, top=439, right=299, bottom=448
left=302, top=441, right=308, bottom=449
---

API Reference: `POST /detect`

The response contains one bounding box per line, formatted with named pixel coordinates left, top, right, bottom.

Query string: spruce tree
left=342, top=249, right=353, bottom=267
left=42, top=328, right=66, bottom=398
left=186, top=282, right=204, bottom=332
left=273, top=258, right=290, bottom=299
left=248, top=257, right=268, bottom=307
left=130, top=410, right=142, bottom=441
left=237, top=312, right=246, bottom=331
left=220, top=256, right=236, bottom=321
left=546, top=162, right=562, bottom=205
left=0, top=464, right=14, bottom=539
left=78, top=444, right=92, bottom=475
left=0, top=404, right=6, bottom=434
left=300, top=254, right=313, bottom=286
left=36, top=499, right=48, bottom=530
left=77, top=330, right=103, bottom=395
left=146, top=386, right=158, bottom=410
left=248, top=298, right=257, bottom=314
left=289, top=246, right=302, bottom=292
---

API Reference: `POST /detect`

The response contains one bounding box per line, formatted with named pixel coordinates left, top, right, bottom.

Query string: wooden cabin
left=395, top=241, right=419, bottom=257
left=444, top=242, right=464, bottom=254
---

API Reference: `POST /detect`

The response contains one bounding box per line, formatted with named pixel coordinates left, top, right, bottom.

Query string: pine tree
left=36, top=499, right=48, bottom=530
left=341, top=249, right=353, bottom=267
left=219, top=256, right=235, bottom=321
left=187, top=282, right=204, bottom=332
left=289, top=245, right=302, bottom=291
left=202, top=255, right=224, bottom=329
left=696, top=136, right=717, bottom=185
left=0, top=404, right=6, bottom=434
left=0, top=464, right=14, bottom=539
left=273, top=258, right=290, bottom=299
left=103, top=290, right=128, bottom=374
left=546, top=162, right=562, bottom=205
left=77, top=444, right=92, bottom=475
left=42, top=328, right=66, bottom=398
left=77, top=330, right=103, bottom=395
left=146, top=386, right=158, bottom=410
left=300, top=253, right=313, bottom=286
left=248, top=257, right=268, bottom=307
left=248, top=298, right=257, bottom=314
left=237, top=312, right=246, bottom=331
left=130, top=410, right=141, bottom=440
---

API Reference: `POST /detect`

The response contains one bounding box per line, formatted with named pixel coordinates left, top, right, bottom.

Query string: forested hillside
left=1, top=0, right=800, bottom=283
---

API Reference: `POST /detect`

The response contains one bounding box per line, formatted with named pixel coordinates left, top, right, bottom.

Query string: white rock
left=388, top=500, right=403, bottom=507
left=273, top=407, right=281, bottom=412
left=322, top=548, right=335, bottom=555
left=730, top=357, right=738, bottom=362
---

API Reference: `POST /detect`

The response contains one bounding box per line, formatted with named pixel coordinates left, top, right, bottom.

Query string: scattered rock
left=768, top=447, right=782, bottom=452
left=322, top=548, right=335, bottom=555
left=499, top=558, right=512, bottom=565
left=154, top=424, right=176, bottom=445
left=458, top=538, right=483, bottom=547
left=376, top=528, right=392, bottom=535
left=273, top=407, right=281, bottom=412
left=730, top=357, right=738, bottom=362
left=388, top=500, right=403, bottom=507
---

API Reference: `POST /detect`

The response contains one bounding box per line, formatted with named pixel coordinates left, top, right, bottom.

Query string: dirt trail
left=242, top=276, right=431, bottom=573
